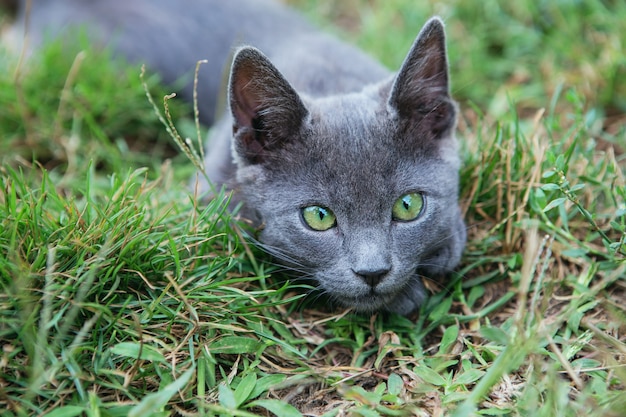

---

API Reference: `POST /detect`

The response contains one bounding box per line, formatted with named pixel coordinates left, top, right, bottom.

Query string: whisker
left=240, top=232, right=318, bottom=282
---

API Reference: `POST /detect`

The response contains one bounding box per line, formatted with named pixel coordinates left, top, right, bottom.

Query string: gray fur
left=7, top=0, right=466, bottom=315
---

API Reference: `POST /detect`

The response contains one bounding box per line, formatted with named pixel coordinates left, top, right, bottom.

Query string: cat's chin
left=336, top=278, right=427, bottom=316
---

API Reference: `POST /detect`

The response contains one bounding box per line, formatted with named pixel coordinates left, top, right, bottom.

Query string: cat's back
left=7, top=0, right=388, bottom=123
left=11, top=0, right=311, bottom=52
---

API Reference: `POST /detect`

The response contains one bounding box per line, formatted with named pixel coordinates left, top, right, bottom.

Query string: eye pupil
left=403, top=197, right=411, bottom=211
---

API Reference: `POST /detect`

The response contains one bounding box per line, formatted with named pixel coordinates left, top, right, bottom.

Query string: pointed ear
left=389, top=17, right=456, bottom=138
left=229, top=46, right=308, bottom=165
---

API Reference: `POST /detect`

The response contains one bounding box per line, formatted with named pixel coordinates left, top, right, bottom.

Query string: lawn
left=1, top=0, right=625, bottom=416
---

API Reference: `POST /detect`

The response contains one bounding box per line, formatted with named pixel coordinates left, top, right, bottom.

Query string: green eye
left=392, top=192, right=424, bottom=221
left=302, top=206, right=337, bottom=231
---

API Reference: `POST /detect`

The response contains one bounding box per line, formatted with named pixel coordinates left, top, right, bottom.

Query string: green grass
left=1, top=0, right=625, bottom=416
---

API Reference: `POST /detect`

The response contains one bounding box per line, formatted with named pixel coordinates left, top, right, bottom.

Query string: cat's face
left=239, top=93, right=464, bottom=314
left=228, top=18, right=466, bottom=315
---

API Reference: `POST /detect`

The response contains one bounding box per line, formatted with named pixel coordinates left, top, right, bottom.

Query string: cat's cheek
left=391, top=221, right=431, bottom=260
left=258, top=215, right=343, bottom=267
left=423, top=209, right=465, bottom=273
left=384, top=280, right=427, bottom=315
left=318, top=275, right=369, bottom=298
left=235, top=165, right=267, bottom=188
left=437, top=135, right=461, bottom=169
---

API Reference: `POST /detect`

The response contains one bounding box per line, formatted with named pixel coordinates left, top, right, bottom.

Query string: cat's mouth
left=329, top=271, right=424, bottom=315
left=339, top=287, right=402, bottom=312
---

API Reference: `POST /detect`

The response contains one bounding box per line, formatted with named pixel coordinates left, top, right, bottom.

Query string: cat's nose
left=353, top=268, right=390, bottom=287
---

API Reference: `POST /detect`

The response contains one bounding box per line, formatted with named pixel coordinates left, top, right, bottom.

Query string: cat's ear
left=388, top=17, right=456, bottom=138
left=229, top=46, right=308, bottom=165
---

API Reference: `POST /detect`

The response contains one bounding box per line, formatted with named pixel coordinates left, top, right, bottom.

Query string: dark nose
left=353, top=268, right=390, bottom=287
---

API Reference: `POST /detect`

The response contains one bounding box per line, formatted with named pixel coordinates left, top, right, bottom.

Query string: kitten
left=7, top=0, right=466, bottom=315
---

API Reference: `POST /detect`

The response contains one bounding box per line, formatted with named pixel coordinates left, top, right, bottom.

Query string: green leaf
left=128, top=367, right=194, bottom=417
left=540, top=183, right=560, bottom=191
left=571, top=358, right=602, bottom=370
left=453, top=369, right=486, bottom=386
left=428, top=296, right=452, bottom=322
left=345, top=386, right=380, bottom=405
left=249, top=374, right=287, bottom=400
left=569, top=183, right=585, bottom=192
left=352, top=407, right=382, bottom=417
left=434, top=359, right=459, bottom=373
left=530, top=188, right=547, bottom=213
left=610, top=220, right=624, bottom=232
left=414, top=365, right=447, bottom=386
left=543, top=197, right=567, bottom=212
left=210, top=336, right=262, bottom=354
left=555, top=154, right=565, bottom=170
left=561, top=248, right=588, bottom=258
left=479, top=326, right=509, bottom=345
left=439, top=326, right=459, bottom=354
left=218, top=383, right=237, bottom=409
left=373, top=382, right=386, bottom=400
left=566, top=311, right=583, bottom=333
left=248, top=399, right=303, bottom=417
left=44, top=406, right=84, bottom=417
left=234, top=373, right=257, bottom=408
left=110, top=342, right=166, bottom=362
left=387, top=373, right=404, bottom=396
left=467, top=285, right=485, bottom=308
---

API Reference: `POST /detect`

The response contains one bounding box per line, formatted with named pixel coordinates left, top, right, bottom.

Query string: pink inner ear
left=231, top=83, right=260, bottom=127
left=228, top=46, right=309, bottom=161
left=231, top=71, right=262, bottom=129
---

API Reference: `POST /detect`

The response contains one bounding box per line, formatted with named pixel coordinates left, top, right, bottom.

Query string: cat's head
left=227, top=17, right=465, bottom=315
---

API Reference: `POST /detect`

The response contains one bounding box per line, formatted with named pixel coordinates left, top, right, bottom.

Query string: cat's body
left=7, top=0, right=466, bottom=315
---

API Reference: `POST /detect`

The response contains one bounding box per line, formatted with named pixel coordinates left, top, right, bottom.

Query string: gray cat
left=6, top=0, right=466, bottom=315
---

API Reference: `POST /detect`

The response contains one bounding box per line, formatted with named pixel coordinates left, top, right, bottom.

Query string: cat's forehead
left=302, top=90, right=459, bottom=166
left=260, top=90, right=458, bottom=218
left=272, top=99, right=430, bottom=206
left=303, top=94, right=390, bottom=161
left=309, top=90, right=386, bottom=134
left=301, top=91, right=442, bottom=165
